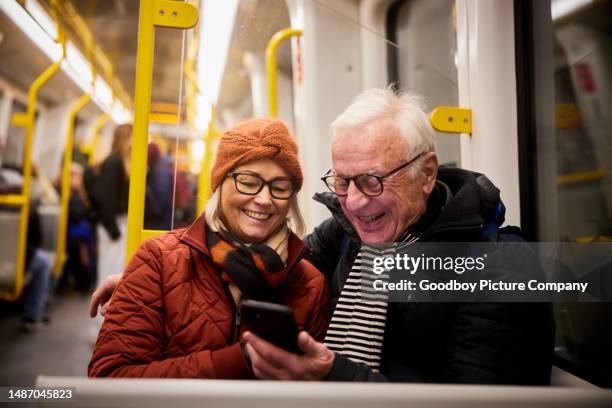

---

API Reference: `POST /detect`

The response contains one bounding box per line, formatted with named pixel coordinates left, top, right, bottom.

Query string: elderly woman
left=88, top=118, right=329, bottom=378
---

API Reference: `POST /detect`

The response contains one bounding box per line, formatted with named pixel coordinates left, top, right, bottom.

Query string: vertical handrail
left=126, top=0, right=156, bottom=264
left=197, top=105, right=216, bottom=215
left=52, top=93, right=91, bottom=276
left=0, top=41, right=66, bottom=301
left=125, top=0, right=198, bottom=263
left=83, top=113, right=110, bottom=165
left=265, top=28, right=303, bottom=117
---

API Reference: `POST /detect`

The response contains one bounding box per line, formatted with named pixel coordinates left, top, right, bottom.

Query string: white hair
left=204, top=187, right=306, bottom=238
left=331, top=87, right=436, bottom=178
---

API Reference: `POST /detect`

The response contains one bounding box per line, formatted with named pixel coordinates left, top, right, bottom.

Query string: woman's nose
left=253, top=185, right=273, bottom=206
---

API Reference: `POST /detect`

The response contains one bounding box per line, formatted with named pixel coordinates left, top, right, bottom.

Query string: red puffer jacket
left=88, top=214, right=330, bottom=378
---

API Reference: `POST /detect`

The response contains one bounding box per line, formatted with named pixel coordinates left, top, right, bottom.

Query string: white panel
left=0, top=88, right=13, bottom=157
left=456, top=0, right=521, bottom=226
left=35, top=100, right=73, bottom=180
left=242, top=52, right=268, bottom=117
left=359, top=0, right=394, bottom=89
left=286, top=0, right=363, bottom=232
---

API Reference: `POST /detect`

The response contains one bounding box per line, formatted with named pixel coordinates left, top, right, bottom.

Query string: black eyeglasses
left=228, top=172, right=296, bottom=200
left=321, top=153, right=425, bottom=197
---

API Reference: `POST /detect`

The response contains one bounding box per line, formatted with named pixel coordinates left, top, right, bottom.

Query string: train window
left=388, top=0, right=460, bottom=167
left=517, top=0, right=612, bottom=386
left=2, top=99, right=27, bottom=167
left=144, top=22, right=193, bottom=232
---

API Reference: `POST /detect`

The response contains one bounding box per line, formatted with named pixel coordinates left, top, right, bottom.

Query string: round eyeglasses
left=228, top=172, right=296, bottom=200
left=320, top=153, right=425, bottom=197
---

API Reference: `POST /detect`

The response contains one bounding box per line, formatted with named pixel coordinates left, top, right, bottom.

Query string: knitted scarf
left=205, top=222, right=290, bottom=305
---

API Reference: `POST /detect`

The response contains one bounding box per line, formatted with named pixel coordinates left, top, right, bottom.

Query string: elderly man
left=91, top=88, right=554, bottom=384
left=243, top=88, right=554, bottom=384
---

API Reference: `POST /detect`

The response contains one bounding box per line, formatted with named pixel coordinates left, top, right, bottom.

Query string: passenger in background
left=88, top=118, right=328, bottom=378
left=96, top=124, right=131, bottom=284
left=143, top=142, right=173, bottom=230
left=0, top=144, right=58, bottom=330
left=91, top=124, right=131, bottom=339
left=171, top=167, right=195, bottom=228
left=57, top=162, right=95, bottom=293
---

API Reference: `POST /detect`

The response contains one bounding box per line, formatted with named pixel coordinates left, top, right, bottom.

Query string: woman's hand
left=89, top=273, right=122, bottom=317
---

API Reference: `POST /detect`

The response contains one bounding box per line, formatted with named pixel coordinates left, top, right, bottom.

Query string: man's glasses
left=228, top=172, right=296, bottom=200
left=321, top=153, right=425, bottom=197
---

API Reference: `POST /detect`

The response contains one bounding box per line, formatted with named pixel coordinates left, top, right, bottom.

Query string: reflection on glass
left=532, top=0, right=612, bottom=386
left=146, top=22, right=199, bottom=231
left=393, top=0, right=459, bottom=166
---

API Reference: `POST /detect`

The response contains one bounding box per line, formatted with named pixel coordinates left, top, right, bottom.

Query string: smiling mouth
left=357, top=213, right=385, bottom=224
left=243, top=209, right=272, bottom=221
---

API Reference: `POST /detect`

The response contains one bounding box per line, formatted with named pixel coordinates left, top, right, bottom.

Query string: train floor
left=0, top=293, right=93, bottom=386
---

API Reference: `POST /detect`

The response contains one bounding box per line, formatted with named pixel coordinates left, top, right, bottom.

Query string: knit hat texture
left=210, top=118, right=303, bottom=194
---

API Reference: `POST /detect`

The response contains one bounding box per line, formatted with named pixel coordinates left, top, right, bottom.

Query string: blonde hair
left=204, top=187, right=306, bottom=238
left=111, top=124, right=132, bottom=158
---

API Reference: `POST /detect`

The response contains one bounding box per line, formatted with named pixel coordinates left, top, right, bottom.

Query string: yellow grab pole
left=52, top=93, right=91, bottom=277
left=126, top=0, right=198, bottom=263
left=265, top=28, right=302, bottom=117
left=197, top=106, right=216, bottom=215
left=84, top=113, right=110, bottom=165
left=0, top=56, right=65, bottom=301
left=126, top=0, right=156, bottom=264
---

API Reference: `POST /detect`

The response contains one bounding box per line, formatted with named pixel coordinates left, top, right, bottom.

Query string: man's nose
left=345, top=180, right=370, bottom=212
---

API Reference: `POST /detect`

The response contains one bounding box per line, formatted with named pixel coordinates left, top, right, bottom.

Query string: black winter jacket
left=97, top=153, right=129, bottom=240
left=304, top=167, right=555, bottom=384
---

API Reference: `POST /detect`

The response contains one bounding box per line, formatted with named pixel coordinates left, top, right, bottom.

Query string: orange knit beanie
left=209, top=118, right=303, bottom=194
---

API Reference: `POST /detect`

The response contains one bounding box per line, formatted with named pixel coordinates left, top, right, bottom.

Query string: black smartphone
left=241, top=299, right=302, bottom=354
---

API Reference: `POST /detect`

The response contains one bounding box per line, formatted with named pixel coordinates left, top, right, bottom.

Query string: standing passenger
left=93, top=124, right=131, bottom=336
left=144, top=142, right=173, bottom=230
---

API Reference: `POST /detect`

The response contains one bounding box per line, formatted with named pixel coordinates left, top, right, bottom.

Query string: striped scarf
left=324, top=232, right=419, bottom=372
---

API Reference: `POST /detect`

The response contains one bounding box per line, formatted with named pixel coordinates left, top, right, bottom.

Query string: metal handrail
left=265, top=28, right=303, bottom=117
left=52, top=93, right=91, bottom=277
left=81, top=113, right=111, bottom=165
left=196, top=106, right=219, bottom=215
left=125, top=0, right=198, bottom=263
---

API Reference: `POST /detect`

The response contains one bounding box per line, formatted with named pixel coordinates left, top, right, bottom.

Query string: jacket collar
left=178, top=213, right=308, bottom=270
left=313, top=167, right=503, bottom=241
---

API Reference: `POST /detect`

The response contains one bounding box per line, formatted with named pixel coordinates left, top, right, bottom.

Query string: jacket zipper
left=234, top=308, right=241, bottom=342
left=220, top=282, right=241, bottom=343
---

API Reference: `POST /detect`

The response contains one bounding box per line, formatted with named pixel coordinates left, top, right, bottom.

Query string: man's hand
left=89, top=273, right=122, bottom=317
left=243, top=331, right=335, bottom=381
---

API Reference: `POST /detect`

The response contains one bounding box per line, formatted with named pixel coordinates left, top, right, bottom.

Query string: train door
left=515, top=0, right=612, bottom=387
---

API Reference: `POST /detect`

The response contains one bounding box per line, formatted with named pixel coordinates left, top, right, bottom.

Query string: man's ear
left=421, top=152, right=438, bottom=194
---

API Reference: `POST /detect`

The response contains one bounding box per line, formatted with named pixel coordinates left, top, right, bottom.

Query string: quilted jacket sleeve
left=301, top=266, right=330, bottom=342
left=88, top=238, right=252, bottom=378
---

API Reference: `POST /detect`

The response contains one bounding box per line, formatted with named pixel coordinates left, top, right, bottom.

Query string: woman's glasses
left=228, top=172, right=296, bottom=200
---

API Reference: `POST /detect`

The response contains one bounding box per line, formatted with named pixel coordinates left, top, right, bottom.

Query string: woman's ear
left=421, top=152, right=438, bottom=194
